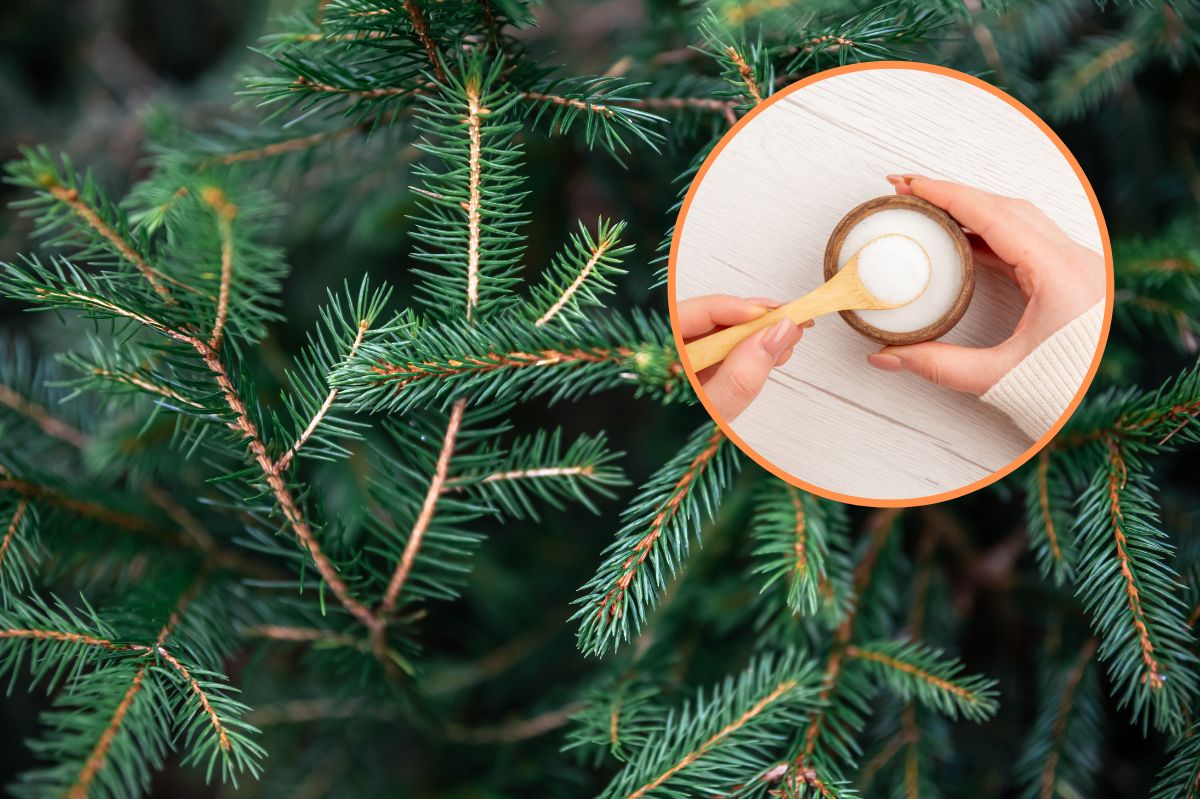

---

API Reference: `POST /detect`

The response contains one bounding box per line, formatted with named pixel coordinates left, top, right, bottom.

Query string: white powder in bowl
left=853, top=235, right=930, bottom=306
left=836, top=208, right=963, bottom=333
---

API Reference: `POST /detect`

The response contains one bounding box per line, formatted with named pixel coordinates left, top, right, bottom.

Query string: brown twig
left=39, top=176, right=174, bottom=303
left=0, top=499, right=29, bottom=573
left=724, top=46, right=763, bottom=105
left=1105, top=437, right=1165, bottom=690
left=67, top=577, right=201, bottom=799
left=625, top=680, right=797, bottom=799
left=371, top=346, right=634, bottom=390
left=216, top=127, right=361, bottom=165
left=402, top=0, right=446, bottom=83
left=380, top=399, right=465, bottom=616
left=597, top=426, right=724, bottom=623
left=157, top=646, right=231, bottom=751
left=1036, top=451, right=1064, bottom=566
left=274, top=319, right=371, bottom=474
left=464, top=82, right=484, bottom=321
left=535, top=232, right=615, bottom=327
left=193, top=340, right=377, bottom=630
left=846, top=646, right=980, bottom=702
left=0, top=383, right=86, bottom=447
left=200, top=187, right=238, bottom=350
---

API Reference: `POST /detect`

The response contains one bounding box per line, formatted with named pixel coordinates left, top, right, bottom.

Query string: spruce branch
left=521, top=77, right=667, bottom=156
left=1015, top=638, right=1102, bottom=799
left=1073, top=437, right=1197, bottom=733
left=7, top=148, right=176, bottom=303
left=447, top=428, right=627, bottom=520
left=336, top=309, right=688, bottom=414
left=844, top=641, right=1000, bottom=723
left=1024, top=451, right=1077, bottom=585
left=751, top=481, right=853, bottom=623
left=530, top=218, right=631, bottom=329
left=410, top=54, right=527, bottom=320
left=597, top=651, right=821, bottom=799
left=574, top=423, right=738, bottom=656
left=379, top=398, right=465, bottom=617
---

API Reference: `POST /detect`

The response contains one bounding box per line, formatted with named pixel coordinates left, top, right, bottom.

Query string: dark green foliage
left=2, top=0, right=1200, bottom=796
left=596, top=650, right=821, bottom=799
left=750, top=481, right=853, bottom=623
left=574, top=422, right=739, bottom=656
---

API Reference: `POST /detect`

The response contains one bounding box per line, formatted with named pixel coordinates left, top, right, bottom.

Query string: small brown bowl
left=823, top=195, right=974, bottom=346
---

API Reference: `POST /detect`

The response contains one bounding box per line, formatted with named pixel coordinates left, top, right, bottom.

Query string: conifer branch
left=464, top=81, right=484, bottom=321
left=193, top=339, right=377, bottom=629
left=0, top=498, right=29, bottom=573
left=0, top=627, right=122, bottom=650
left=844, top=641, right=1000, bottom=722
left=627, top=679, right=797, bottom=798
left=275, top=317, right=371, bottom=473
left=37, top=173, right=174, bottom=303
left=0, top=476, right=170, bottom=535
left=725, top=47, right=764, bottom=105
left=90, top=366, right=206, bottom=408
left=1035, top=639, right=1099, bottom=799
left=0, top=382, right=86, bottom=447
left=536, top=233, right=615, bottom=327
left=1104, top=438, right=1165, bottom=690
left=214, top=126, right=360, bottom=165
left=67, top=577, right=201, bottom=799
left=401, top=0, right=445, bottom=83
left=380, top=398, right=465, bottom=616
left=68, top=662, right=148, bottom=799
left=201, top=187, right=238, bottom=350
left=155, top=645, right=232, bottom=752
left=576, top=423, right=732, bottom=655
left=291, top=76, right=415, bottom=98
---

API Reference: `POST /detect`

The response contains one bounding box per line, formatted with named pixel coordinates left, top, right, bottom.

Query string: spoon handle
left=684, top=274, right=862, bottom=372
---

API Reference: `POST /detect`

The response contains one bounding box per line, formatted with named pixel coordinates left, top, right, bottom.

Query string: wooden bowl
left=823, top=195, right=974, bottom=345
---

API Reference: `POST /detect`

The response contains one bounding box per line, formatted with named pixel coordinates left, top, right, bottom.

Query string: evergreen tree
left=1, top=1, right=1199, bottom=797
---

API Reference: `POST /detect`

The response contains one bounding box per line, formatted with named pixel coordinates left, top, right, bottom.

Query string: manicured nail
left=802, top=319, right=815, bottom=329
left=746, top=296, right=782, bottom=308
left=762, top=319, right=797, bottom=358
left=867, top=353, right=904, bottom=372
left=885, top=174, right=908, bottom=186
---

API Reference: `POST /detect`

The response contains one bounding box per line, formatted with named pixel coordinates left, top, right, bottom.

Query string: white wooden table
left=674, top=68, right=1103, bottom=502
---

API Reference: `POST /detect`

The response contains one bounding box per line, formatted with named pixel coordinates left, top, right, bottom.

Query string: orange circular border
left=666, top=61, right=1115, bottom=508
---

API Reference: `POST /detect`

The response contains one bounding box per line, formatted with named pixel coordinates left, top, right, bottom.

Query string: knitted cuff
left=981, top=301, right=1105, bottom=439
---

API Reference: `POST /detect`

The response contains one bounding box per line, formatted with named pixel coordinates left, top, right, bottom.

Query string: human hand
left=867, top=175, right=1105, bottom=395
left=680, top=295, right=810, bottom=421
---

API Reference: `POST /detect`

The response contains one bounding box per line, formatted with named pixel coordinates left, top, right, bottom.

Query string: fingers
left=867, top=341, right=1010, bottom=395
left=703, top=319, right=803, bottom=420
left=678, top=295, right=779, bottom=339
left=886, top=174, right=1061, bottom=271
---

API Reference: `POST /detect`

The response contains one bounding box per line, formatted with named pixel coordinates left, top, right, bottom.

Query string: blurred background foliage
left=1, top=0, right=1198, bottom=796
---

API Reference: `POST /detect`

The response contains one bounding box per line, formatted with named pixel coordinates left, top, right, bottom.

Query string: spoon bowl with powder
left=684, top=233, right=933, bottom=372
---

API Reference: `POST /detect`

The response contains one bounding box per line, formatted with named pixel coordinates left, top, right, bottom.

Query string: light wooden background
left=674, top=68, right=1104, bottom=502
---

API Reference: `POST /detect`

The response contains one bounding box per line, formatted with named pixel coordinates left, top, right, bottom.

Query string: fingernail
left=885, top=174, right=908, bottom=186
left=762, top=319, right=797, bottom=358
left=802, top=319, right=815, bottom=329
left=867, top=353, right=904, bottom=372
left=746, top=296, right=782, bottom=308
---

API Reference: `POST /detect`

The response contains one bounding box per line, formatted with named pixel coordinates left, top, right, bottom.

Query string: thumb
left=704, top=319, right=801, bottom=420
left=868, top=341, right=1009, bottom=395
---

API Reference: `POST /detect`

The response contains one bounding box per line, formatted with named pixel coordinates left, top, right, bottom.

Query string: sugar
left=854, top=235, right=930, bottom=306
left=836, top=208, right=963, bottom=333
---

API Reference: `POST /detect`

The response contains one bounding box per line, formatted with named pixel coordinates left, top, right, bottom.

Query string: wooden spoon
left=683, top=234, right=931, bottom=372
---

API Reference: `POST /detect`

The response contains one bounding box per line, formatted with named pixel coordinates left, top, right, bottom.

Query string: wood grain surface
left=673, top=68, right=1104, bottom=501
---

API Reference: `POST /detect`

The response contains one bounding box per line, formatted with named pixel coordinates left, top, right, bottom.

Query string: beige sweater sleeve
left=981, top=301, right=1104, bottom=439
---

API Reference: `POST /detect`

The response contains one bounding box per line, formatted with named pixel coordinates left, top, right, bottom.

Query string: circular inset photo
left=668, top=63, right=1113, bottom=506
